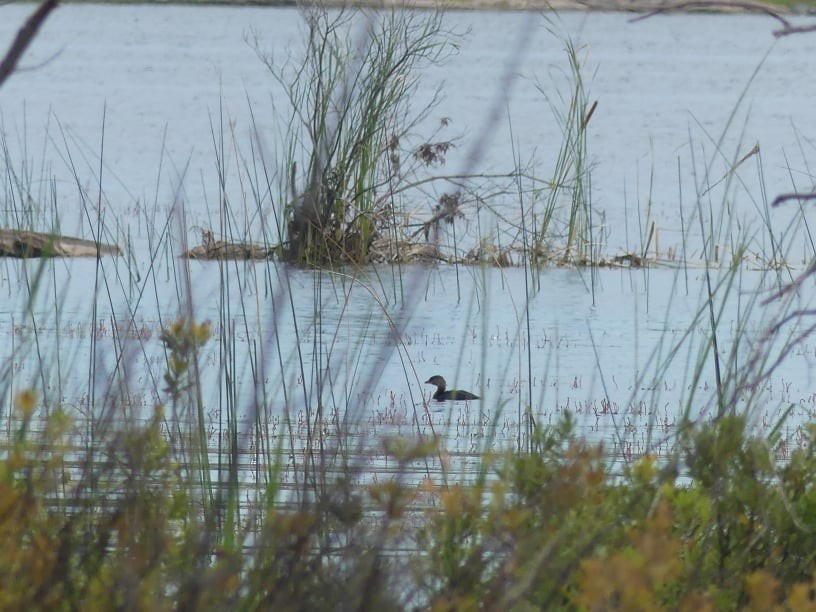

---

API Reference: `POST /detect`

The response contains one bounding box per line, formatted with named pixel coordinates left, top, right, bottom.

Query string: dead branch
left=629, top=1, right=790, bottom=29
left=771, top=192, right=816, bottom=208
left=0, top=0, right=58, bottom=89
left=773, top=23, right=816, bottom=37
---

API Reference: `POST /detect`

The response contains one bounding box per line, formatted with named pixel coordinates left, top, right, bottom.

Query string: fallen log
left=182, top=241, right=274, bottom=260
left=0, top=229, right=121, bottom=258
left=181, top=230, right=274, bottom=260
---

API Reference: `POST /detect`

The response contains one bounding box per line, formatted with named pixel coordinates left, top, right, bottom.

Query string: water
left=2, top=4, right=816, bottom=465
left=2, top=6, right=815, bottom=247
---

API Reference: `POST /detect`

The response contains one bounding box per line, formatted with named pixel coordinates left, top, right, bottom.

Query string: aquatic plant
left=253, top=7, right=459, bottom=266
left=532, top=37, right=599, bottom=268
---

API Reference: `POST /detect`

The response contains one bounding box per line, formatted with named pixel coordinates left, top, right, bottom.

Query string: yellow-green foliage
left=6, top=340, right=816, bottom=608
left=0, top=394, right=185, bottom=609
left=414, top=414, right=816, bottom=610
left=160, top=318, right=211, bottom=401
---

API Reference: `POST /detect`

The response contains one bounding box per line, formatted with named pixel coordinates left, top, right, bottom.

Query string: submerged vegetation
left=4, top=0, right=816, bottom=609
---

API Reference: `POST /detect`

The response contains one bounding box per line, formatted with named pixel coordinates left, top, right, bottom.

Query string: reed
left=528, top=37, right=599, bottom=268
left=251, top=7, right=457, bottom=266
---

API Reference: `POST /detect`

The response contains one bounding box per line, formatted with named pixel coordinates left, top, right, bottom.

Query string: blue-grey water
left=1, top=4, right=816, bottom=468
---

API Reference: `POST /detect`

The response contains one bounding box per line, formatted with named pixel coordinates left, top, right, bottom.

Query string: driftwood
left=0, top=229, right=121, bottom=258
left=181, top=230, right=274, bottom=260
left=370, top=236, right=447, bottom=263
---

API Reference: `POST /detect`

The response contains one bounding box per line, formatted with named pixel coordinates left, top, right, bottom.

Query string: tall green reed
left=252, top=7, right=456, bottom=266
left=531, top=37, right=598, bottom=268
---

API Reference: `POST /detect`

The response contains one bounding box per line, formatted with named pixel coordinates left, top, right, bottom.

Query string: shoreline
left=52, top=0, right=815, bottom=15
left=330, top=0, right=802, bottom=12
left=236, top=0, right=812, bottom=16
left=341, top=0, right=816, bottom=15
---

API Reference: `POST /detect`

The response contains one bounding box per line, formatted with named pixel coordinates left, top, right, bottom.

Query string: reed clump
left=209, top=7, right=607, bottom=270
left=254, top=7, right=460, bottom=267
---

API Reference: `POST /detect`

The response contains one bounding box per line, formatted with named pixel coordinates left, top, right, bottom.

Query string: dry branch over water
left=0, top=0, right=57, bottom=88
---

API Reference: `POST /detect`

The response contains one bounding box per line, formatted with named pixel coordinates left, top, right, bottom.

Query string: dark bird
left=425, top=375, right=480, bottom=401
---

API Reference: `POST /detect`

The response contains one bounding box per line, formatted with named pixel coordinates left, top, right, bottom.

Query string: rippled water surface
left=2, top=5, right=816, bottom=461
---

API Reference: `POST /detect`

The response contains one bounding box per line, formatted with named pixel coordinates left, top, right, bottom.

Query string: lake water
left=2, top=4, right=816, bottom=470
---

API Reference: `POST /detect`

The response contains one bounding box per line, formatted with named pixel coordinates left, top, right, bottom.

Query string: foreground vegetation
left=4, top=1, right=816, bottom=610
left=5, top=383, right=816, bottom=609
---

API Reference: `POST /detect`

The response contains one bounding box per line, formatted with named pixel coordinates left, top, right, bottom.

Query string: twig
left=628, top=0, right=816, bottom=38
left=629, top=1, right=791, bottom=30
left=771, top=192, right=816, bottom=208
left=773, top=23, right=816, bottom=37
left=0, top=0, right=58, bottom=89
